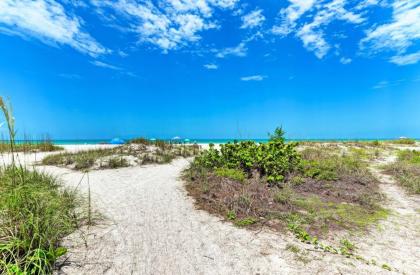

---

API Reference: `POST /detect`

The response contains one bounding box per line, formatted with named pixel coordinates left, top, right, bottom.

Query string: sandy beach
left=1, top=144, right=415, bottom=275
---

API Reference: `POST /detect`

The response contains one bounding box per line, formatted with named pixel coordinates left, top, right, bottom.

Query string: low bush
left=194, top=138, right=301, bottom=184
left=185, top=130, right=386, bottom=237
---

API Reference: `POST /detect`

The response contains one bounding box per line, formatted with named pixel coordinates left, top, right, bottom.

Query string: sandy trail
left=354, top=155, right=420, bottom=274
left=8, top=145, right=418, bottom=274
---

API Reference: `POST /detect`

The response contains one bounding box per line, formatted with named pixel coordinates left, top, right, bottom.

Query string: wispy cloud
left=241, top=9, right=265, bottom=29
left=204, top=63, right=218, bottom=69
left=360, top=0, right=420, bottom=65
left=390, top=52, right=420, bottom=66
left=272, top=0, right=316, bottom=36
left=0, top=0, right=108, bottom=56
left=373, top=79, right=408, bottom=89
left=58, top=73, right=82, bottom=79
left=215, top=41, right=247, bottom=58
left=274, top=0, right=366, bottom=59
left=240, top=75, right=267, bottom=81
left=373, top=80, right=389, bottom=89
left=340, top=57, right=352, bottom=64
left=90, top=60, right=122, bottom=70
left=93, top=0, right=238, bottom=52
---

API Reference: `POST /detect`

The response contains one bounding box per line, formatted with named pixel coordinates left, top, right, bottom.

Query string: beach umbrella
left=184, top=138, right=190, bottom=143
left=172, top=136, right=181, bottom=140
left=150, top=138, right=156, bottom=141
left=109, top=138, right=125, bottom=144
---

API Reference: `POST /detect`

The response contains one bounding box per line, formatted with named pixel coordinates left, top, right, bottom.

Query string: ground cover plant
left=0, top=97, right=86, bottom=274
left=42, top=140, right=200, bottom=171
left=184, top=128, right=387, bottom=238
left=383, top=150, right=420, bottom=194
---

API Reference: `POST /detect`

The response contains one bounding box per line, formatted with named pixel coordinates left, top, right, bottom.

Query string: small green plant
left=285, top=244, right=300, bottom=254
left=235, top=217, right=257, bottom=227
left=381, top=263, right=392, bottom=271
left=226, top=210, right=237, bottom=220
left=215, top=167, right=246, bottom=182
left=340, top=239, right=356, bottom=255
left=274, top=187, right=294, bottom=205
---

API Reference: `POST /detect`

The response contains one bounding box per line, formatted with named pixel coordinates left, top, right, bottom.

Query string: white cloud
left=340, top=57, right=352, bottom=64
left=241, top=75, right=267, bottom=81
left=272, top=0, right=316, bottom=36
left=90, top=60, right=122, bottom=70
left=241, top=9, right=265, bottom=29
left=296, top=0, right=365, bottom=59
left=274, top=0, right=366, bottom=59
left=204, top=63, right=218, bottom=69
left=215, top=41, right=247, bottom=58
left=0, top=0, right=108, bottom=56
left=390, top=51, right=420, bottom=65
left=94, top=0, right=238, bottom=52
left=360, top=0, right=420, bottom=65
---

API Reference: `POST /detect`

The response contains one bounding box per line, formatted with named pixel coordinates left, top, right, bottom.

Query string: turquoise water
left=45, top=138, right=417, bottom=145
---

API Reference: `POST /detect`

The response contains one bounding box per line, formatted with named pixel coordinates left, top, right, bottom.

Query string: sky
left=0, top=0, right=419, bottom=140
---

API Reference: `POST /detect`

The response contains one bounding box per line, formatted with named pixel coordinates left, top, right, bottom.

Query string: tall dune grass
left=0, top=96, right=85, bottom=274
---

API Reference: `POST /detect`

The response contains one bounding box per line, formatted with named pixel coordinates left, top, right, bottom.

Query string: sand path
left=353, top=155, right=420, bottom=274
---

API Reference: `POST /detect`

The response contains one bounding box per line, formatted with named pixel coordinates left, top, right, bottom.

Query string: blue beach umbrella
left=109, top=138, right=125, bottom=144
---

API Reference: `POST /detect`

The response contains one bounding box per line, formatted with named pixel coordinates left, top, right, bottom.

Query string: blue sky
left=0, top=0, right=419, bottom=139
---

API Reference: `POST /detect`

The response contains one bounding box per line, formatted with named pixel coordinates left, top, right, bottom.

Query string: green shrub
left=215, top=168, right=246, bottom=182
left=194, top=138, right=301, bottom=184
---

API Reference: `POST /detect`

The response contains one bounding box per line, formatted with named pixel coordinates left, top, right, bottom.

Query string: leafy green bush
left=215, top=168, right=246, bottom=182
left=194, top=139, right=301, bottom=184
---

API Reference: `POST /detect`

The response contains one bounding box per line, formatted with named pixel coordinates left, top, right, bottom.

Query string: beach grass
left=0, top=96, right=86, bottom=274
left=0, top=167, right=86, bottom=274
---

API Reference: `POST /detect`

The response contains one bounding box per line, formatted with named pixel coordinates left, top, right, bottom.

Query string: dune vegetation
left=184, top=128, right=388, bottom=239
left=0, top=97, right=87, bottom=274
left=383, top=150, right=420, bottom=194
left=42, top=139, right=200, bottom=171
left=0, top=141, right=63, bottom=153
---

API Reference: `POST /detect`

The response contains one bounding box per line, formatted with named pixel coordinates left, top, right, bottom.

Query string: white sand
left=4, top=145, right=419, bottom=274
